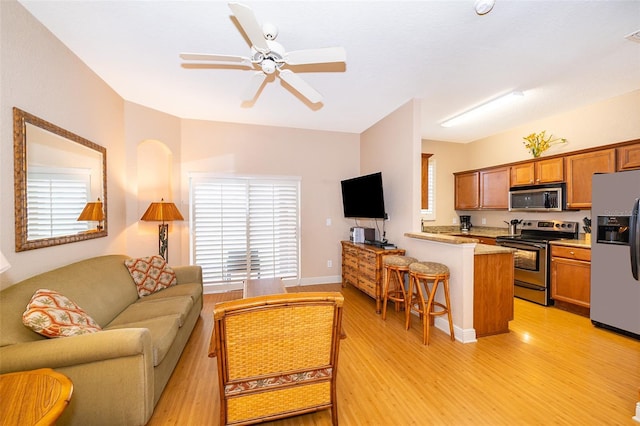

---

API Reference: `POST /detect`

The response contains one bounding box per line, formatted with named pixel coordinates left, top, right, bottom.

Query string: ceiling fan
left=180, top=2, right=346, bottom=104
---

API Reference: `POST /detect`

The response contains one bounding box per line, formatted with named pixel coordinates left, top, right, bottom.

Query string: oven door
left=497, top=239, right=549, bottom=305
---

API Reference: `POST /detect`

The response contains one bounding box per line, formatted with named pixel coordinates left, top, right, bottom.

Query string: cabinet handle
left=569, top=251, right=575, bottom=255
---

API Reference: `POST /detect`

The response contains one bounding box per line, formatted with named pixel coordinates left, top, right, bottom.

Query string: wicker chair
left=209, top=292, right=344, bottom=425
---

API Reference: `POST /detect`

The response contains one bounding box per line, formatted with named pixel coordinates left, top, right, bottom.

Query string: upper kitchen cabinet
left=455, top=167, right=509, bottom=210
left=616, top=141, right=640, bottom=171
left=565, top=149, right=616, bottom=209
left=510, top=157, right=564, bottom=187
left=454, top=171, right=480, bottom=210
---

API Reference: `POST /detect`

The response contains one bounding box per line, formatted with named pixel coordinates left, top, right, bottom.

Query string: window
left=27, top=167, right=91, bottom=239
left=421, top=154, right=436, bottom=220
left=190, top=175, right=300, bottom=291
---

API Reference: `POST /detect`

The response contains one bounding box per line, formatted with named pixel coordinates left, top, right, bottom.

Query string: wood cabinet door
left=480, top=167, right=509, bottom=209
left=510, top=163, right=535, bottom=186
left=617, top=142, right=640, bottom=171
left=565, top=149, right=615, bottom=209
left=454, top=172, right=479, bottom=210
left=535, top=157, right=564, bottom=184
left=551, top=256, right=590, bottom=308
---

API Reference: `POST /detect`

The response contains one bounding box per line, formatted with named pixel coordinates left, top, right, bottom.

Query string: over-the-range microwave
left=508, top=183, right=566, bottom=212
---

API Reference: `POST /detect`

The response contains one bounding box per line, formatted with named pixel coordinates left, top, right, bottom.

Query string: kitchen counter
left=403, top=231, right=515, bottom=339
left=421, top=225, right=514, bottom=239
left=549, top=236, right=591, bottom=249
left=405, top=231, right=515, bottom=255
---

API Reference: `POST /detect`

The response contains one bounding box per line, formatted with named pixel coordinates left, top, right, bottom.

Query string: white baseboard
left=434, top=316, right=477, bottom=344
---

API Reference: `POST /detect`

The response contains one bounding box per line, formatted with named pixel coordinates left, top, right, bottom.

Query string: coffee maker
left=459, top=215, right=472, bottom=232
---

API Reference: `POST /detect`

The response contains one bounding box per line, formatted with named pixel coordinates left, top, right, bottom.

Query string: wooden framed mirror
left=13, top=107, right=107, bottom=251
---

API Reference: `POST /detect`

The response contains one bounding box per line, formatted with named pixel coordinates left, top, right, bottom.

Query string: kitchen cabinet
left=454, top=167, right=509, bottom=210
left=510, top=157, right=564, bottom=186
left=474, top=251, right=514, bottom=337
left=617, top=142, right=640, bottom=171
left=565, top=149, right=615, bottom=209
left=341, top=241, right=405, bottom=314
left=454, top=171, right=480, bottom=210
left=550, top=245, right=591, bottom=316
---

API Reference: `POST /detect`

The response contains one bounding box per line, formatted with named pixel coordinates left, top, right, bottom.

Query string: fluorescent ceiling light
left=440, top=91, right=525, bottom=128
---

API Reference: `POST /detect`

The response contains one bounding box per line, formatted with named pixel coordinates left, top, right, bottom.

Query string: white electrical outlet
left=453, top=218, right=458, bottom=225
left=482, top=218, right=487, bottom=225
left=327, top=260, right=333, bottom=268
left=326, top=218, right=331, bottom=226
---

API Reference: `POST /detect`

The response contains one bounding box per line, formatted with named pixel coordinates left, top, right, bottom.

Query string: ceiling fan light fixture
left=261, top=59, right=277, bottom=74
left=441, top=91, right=524, bottom=128
left=475, top=0, right=495, bottom=15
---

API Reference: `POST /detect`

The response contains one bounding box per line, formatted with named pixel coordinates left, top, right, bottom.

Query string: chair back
left=210, top=292, right=343, bottom=425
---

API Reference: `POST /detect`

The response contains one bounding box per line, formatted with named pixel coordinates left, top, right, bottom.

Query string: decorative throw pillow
left=22, top=289, right=102, bottom=338
left=125, top=255, right=177, bottom=297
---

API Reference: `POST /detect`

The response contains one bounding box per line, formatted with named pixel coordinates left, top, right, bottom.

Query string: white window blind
left=422, top=157, right=436, bottom=220
left=190, top=175, right=300, bottom=290
left=27, top=168, right=91, bottom=239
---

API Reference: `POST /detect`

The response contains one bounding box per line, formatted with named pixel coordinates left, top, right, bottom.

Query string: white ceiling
left=18, top=0, right=640, bottom=143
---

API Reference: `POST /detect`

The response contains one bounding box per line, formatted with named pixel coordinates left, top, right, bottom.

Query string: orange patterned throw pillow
left=125, top=255, right=177, bottom=297
left=22, top=289, right=102, bottom=338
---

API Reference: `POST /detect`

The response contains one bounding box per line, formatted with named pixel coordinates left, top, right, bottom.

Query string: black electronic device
left=340, top=172, right=386, bottom=219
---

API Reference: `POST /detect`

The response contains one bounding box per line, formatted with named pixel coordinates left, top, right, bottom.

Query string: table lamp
left=141, top=198, right=184, bottom=263
left=77, top=198, right=105, bottom=232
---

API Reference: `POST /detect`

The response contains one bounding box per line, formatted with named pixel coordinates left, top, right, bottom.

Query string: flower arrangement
left=522, top=131, right=567, bottom=158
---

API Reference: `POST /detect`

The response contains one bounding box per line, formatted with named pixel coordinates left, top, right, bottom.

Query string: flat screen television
left=340, top=172, right=386, bottom=219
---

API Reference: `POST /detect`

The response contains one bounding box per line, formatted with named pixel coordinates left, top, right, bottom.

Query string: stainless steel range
left=496, top=219, right=579, bottom=306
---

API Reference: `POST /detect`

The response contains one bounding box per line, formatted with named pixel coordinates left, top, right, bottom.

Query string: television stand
left=365, top=240, right=396, bottom=249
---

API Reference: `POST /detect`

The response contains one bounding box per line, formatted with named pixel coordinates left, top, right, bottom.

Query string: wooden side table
left=0, top=368, right=73, bottom=426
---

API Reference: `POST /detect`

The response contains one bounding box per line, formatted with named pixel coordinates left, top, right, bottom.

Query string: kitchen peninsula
left=402, top=231, right=515, bottom=342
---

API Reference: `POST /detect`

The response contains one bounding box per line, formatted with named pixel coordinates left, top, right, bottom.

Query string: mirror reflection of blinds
left=27, top=170, right=90, bottom=239
left=191, top=175, right=300, bottom=290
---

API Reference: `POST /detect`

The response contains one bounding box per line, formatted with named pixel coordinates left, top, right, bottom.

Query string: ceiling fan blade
left=278, top=69, right=322, bottom=103
left=180, top=53, right=252, bottom=66
left=285, top=47, right=347, bottom=66
left=228, top=2, right=269, bottom=53
left=242, top=71, right=267, bottom=101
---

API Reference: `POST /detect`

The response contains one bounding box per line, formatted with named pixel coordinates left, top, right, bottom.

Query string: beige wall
left=180, top=119, right=360, bottom=283
left=0, top=1, right=126, bottom=287
left=360, top=99, right=422, bottom=243
left=123, top=102, right=183, bottom=262
left=467, top=89, right=640, bottom=170
left=421, top=140, right=469, bottom=226
left=421, top=90, right=640, bottom=231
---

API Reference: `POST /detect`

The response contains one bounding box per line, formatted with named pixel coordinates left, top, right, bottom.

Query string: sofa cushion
left=135, top=283, right=202, bottom=304
left=125, top=255, right=177, bottom=297
left=108, top=296, right=194, bottom=328
left=22, top=289, right=102, bottom=338
left=105, top=315, right=180, bottom=366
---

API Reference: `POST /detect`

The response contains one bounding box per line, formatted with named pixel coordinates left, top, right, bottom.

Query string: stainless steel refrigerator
left=591, top=169, right=640, bottom=338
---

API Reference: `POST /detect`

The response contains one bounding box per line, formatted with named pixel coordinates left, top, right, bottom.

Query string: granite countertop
left=404, top=232, right=516, bottom=255
left=421, top=226, right=515, bottom=239
left=549, top=237, right=591, bottom=249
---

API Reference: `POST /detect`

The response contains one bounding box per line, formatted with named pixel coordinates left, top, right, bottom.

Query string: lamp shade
left=141, top=199, right=184, bottom=223
left=0, top=251, right=10, bottom=274
left=77, top=198, right=105, bottom=222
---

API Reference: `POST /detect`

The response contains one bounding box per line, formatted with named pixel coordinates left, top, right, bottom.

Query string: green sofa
left=0, top=254, right=203, bottom=426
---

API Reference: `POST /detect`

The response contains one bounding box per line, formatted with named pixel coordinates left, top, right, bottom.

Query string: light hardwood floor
left=148, top=283, right=640, bottom=425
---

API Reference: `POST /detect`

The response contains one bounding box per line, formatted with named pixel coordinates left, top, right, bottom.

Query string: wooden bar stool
left=406, top=261, right=455, bottom=345
left=382, top=255, right=417, bottom=320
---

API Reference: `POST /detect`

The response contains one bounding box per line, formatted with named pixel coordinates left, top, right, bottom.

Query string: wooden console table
left=341, top=241, right=405, bottom=313
left=0, top=368, right=73, bottom=425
